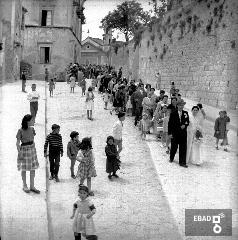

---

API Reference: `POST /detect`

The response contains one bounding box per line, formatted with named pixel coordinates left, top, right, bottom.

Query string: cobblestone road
left=46, top=81, right=181, bottom=240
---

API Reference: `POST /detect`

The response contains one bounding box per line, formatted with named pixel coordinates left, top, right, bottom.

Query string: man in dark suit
left=168, top=99, right=189, bottom=167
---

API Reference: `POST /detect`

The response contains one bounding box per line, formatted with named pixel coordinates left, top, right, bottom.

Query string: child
left=27, top=83, right=40, bottom=123
left=70, top=74, right=76, bottom=93
left=85, top=87, right=95, bottom=120
left=49, top=79, right=55, bottom=97
left=44, top=124, right=63, bottom=182
left=162, top=105, right=171, bottom=153
left=103, top=89, right=110, bottom=110
left=126, top=93, right=133, bottom=116
left=140, top=113, right=149, bottom=140
left=16, top=114, right=40, bottom=193
left=70, top=185, right=97, bottom=240
left=67, top=131, right=81, bottom=179
left=214, top=111, right=228, bottom=150
left=105, top=136, right=120, bottom=179
left=221, top=110, right=230, bottom=151
left=76, top=137, right=96, bottom=196
left=80, top=78, right=86, bottom=96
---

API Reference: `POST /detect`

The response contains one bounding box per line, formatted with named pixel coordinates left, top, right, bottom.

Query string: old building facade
left=0, top=0, right=27, bottom=84
left=22, top=0, right=85, bottom=79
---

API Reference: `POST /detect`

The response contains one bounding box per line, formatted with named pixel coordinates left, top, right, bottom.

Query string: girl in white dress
left=70, top=185, right=97, bottom=240
left=70, top=75, right=76, bottom=93
left=186, top=106, right=203, bottom=165
left=85, top=87, right=95, bottom=120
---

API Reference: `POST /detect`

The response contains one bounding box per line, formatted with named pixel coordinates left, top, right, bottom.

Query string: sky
left=82, top=0, right=154, bottom=41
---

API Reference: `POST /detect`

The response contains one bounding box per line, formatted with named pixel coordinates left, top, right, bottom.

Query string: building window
left=41, top=10, right=53, bottom=26
left=40, top=47, right=51, bottom=64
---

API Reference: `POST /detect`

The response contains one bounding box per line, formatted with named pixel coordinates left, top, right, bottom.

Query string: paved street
left=0, top=80, right=238, bottom=240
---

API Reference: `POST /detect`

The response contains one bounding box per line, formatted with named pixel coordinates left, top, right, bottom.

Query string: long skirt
left=17, top=143, right=39, bottom=171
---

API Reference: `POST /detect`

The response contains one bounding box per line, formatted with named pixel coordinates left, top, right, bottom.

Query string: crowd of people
left=17, top=64, right=231, bottom=239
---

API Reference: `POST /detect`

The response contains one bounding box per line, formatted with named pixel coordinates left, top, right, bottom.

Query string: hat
left=52, top=124, right=60, bottom=130
left=177, top=99, right=186, bottom=106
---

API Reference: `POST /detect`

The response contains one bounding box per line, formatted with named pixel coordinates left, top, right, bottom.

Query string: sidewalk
left=0, top=81, right=49, bottom=240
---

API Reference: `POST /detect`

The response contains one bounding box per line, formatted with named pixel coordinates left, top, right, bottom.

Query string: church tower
left=103, top=28, right=112, bottom=52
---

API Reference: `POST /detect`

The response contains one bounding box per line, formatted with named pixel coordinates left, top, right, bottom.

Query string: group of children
left=43, top=122, right=122, bottom=239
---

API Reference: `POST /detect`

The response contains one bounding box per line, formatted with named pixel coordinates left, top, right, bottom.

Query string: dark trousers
left=132, top=102, right=136, bottom=116
left=22, top=80, right=26, bottom=92
left=170, top=136, right=187, bottom=165
left=30, top=102, right=38, bottom=118
left=49, top=150, right=60, bottom=176
left=134, top=106, right=143, bottom=125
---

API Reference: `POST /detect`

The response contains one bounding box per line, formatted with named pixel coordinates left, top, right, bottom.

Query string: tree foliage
left=149, top=0, right=167, bottom=18
left=100, top=0, right=151, bottom=42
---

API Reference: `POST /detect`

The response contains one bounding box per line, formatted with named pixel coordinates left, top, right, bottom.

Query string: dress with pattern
left=76, top=150, right=97, bottom=179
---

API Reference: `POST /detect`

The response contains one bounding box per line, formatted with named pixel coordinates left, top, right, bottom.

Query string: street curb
left=44, top=80, right=54, bottom=240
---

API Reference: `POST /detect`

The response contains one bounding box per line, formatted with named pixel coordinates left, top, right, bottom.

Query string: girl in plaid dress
left=16, top=114, right=40, bottom=194
left=76, top=137, right=97, bottom=196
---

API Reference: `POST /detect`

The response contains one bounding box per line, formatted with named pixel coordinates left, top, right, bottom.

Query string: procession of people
left=16, top=63, right=231, bottom=240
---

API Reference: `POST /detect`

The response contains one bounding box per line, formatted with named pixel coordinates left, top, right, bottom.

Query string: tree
left=101, top=0, right=151, bottom=42
left=149, top=0, right=167, bottom=18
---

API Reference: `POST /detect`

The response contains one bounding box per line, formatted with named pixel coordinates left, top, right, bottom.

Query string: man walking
left=168, top=99, right=189, bottom=168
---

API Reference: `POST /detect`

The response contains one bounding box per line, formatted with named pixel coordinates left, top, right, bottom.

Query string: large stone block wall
left=111, top=0, right=238, bottom=110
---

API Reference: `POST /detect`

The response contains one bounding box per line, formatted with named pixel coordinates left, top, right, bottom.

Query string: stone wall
left=22, top=0, right=82, bottom=79
left=111, top=0, right=238, bottom=110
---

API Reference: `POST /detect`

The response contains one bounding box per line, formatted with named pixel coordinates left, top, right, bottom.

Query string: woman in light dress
left=70, top=75, right=76, bottom=93
left=186, top=105, right=205, bottom=165
left=85, top=87, right=95, bottom=120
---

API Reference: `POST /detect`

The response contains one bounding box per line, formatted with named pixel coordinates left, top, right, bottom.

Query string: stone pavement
left=0, top=81, right=49, bottom=239
left=0, top=80, right=237, bottom=240
left=46, top=80, right=181, bottom=240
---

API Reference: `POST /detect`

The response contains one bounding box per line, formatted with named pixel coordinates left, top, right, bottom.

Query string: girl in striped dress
left=76, top=137, right=97, bottom=196
left=16, top=114, right=40, bottom=193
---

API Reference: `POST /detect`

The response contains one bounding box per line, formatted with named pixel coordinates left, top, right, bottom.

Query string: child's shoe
left=108, top=174, right=112, bottom=179
left=71, top=174, right=76, bottom=179
left=112, top=173, right=119, bottom=178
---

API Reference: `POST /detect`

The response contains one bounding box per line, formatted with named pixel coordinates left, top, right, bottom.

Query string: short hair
left=151, top=88, right=155, bottom=91
left=21, top=114, right=33, bottom=130
left=117, top=112, right=125, bottom=118
left=52, top=124, right=60, bottom=130
left=70, top=131, right=79, bottom=139
left=171, top=97, right=177, bottom=102
left=106, top=136, right=114, bottom=143
left=192, top=106, right=199, bottom=111
left=177, top=93, right=181, bottom=97
left=88, top=87, right=93, bottom=91
left=162, top=95, right=168, bottom=99
left=160, top=90, right=165, bottom=94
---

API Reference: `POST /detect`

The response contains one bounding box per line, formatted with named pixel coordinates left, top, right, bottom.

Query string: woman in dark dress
left=105, top=136, right=120, bottom=179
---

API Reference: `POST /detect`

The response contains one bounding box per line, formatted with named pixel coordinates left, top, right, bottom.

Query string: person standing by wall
left=21, top=71, right=27, bottom=92
left=45, top=68, right=49, bottom=82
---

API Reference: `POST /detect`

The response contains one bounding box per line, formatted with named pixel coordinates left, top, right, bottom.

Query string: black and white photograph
left=0, top=0, right=237, bottom=239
